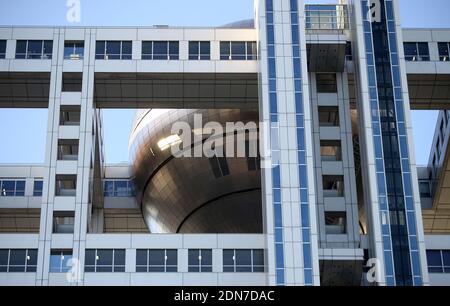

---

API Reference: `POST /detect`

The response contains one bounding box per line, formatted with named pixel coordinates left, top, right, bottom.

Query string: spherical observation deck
left=129, top=109, right=262, bottom=234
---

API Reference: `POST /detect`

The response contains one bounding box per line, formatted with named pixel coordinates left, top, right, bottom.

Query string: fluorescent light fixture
left=157, top=134, right=182, bottom=151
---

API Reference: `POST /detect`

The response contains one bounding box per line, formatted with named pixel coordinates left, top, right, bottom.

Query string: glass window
left=169, top=41, right=179, bottom=60
left=84, top=249, right=96, bottom=272
left=231, top=42, right=246, bottom=60
left=9, top=249, right=26, bottom=272
left=142, top=41, right=152, bottom=60
left=320, top=140, right=342, bottom=161
left=53, top=212, right=75, bottom=234
left=15, top=180, right=25, bottom=196
left=0, top=180, right=25, bottom=197
left=0, top=250, right=8, bottom=272
left=106, top=41, right=120, bottom=60
left=33, top=180, right=43, bottom=197
left=60, top=106, right=81, bottom=126
left=322, top=175, right=344, bottom=197
left=427, top=250, right=443, bottom=273
left=318, top=106, right=340, bottom=127
left=220, top=42, right=230, bottom=60
left=50, top=250, right=73, bottom=273
left=223, top=249, right=264, bottom=273
left=189, top=41, right=210, bottom=60
left=325, top=212, right=347, bottom=234
left=27, top=40, right=43, bottom=59
left=136, top=249, right=148, bottom=272
left=419, top=181, right=431, bottom=198
left=55, top=175, right=77, bottom=197
left=26, top=249, right=37, bottom=272
left=95, top=41, right=106, bottom=59
left=43, top=41, right=53, bottom=59
left=0, top=40, right=6, bottom=59
left=121, top=41, right=132, bottom=60
left=15, top=40, right=27, bottom=59
left=153, top=41, right=168, bottom=60
left=84, top=249, right=125, bottom=273
left=316, top=73, right=337, bottom=93
left=438, top=42, right=449, bottom=62
left=113, top=249, right=126, bottom=272
left=404, top=42, right=429, bottom=62
left=64, top=41, right=84, bottom=60
left=137, top=249, right=177, bottom=273
left=188, top=249, right=212, bottom=272
left=443, top=251, right=450, bottom=272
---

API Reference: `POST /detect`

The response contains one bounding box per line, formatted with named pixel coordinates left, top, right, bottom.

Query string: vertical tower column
left=256, top=0, right=320, bottom=286
left=36, top=28, right=97, bottom=286
left=351, top=0, right=429, bottom=286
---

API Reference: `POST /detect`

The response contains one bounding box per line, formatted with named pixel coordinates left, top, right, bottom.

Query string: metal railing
left=305, top=4, right=349, bottom=30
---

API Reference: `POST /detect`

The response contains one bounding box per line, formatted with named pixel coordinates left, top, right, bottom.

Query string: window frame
left=188, top=249, right=213, bottom=272
left=188, top=41, right=211, bottom=60
left=403, top=42, right=430, bottom=62
left=15, top=40, right=53, bottom=60
left=0, top=249, right=37, bottom=273
left=84, top=249, right=125, bottom=273
left=142, top=41, right=179, bottom=60
left=220, top=41, right=257, bottom=60
left=0, top=179, right=26, bottom=197
left=222, top=249, right=265, bottom=273
left=49, top=250, right=73, bottom=273
left=136, top=249, right=178, bottom=273
left=438, top=42, right=450, bottom=62
left=95, top=41, right=132, bottom=60
left=0, top=40, right=6, bottom=59
left=64, top=41, right=84, bottom=60
left=33, top=180, right=44, bottom=197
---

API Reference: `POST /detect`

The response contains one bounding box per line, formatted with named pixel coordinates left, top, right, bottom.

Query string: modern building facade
left=0, top=0, right=450, bottom=286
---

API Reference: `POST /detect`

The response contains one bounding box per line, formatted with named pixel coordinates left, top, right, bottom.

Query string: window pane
left=223, top=250, right=234, bottom=266
left=96, top=41, right=105, bottom=59
left=114, top=249, right=125, bottom=266
left=9, top=249, right=26, bottom=266
left=189, top=41, right=199, bottom=60
left=43, top=41, right=53, bottom=59
left=85, top=249, right=96, bottom=266
left=235, top=250, right=252, bottom=266
left=169, top=41, right=179, bottom=60
left=0, top=40, right=6, bottom=58
left=50, top=253, right=62, bottom=272
left=2, top=180, right=15, bottom=196
left=149, top=250, right=165, bottom=266
left=61, top=252, right=73, bottom=272
left=188, top=249, right=199, bottom=266
left=166, top=250, right=177, bottom=266
left=220, top=42, right=230, bottom=60
left=121, top=41, right=132, bottom=59
left=438, top=42, right=449, bottom=57
left=153, top=41, right=168, bottom=59
left=96, top=249, right=113, bottom=266
left=252, top=250, right=264, bottom=267
left=136, top=250, right=148, bottom=266
left=33, top=181, right=43, bottom=196
left=231, top=42, right=246, bottom=60
left=247, top=42, right=257, bottom=60
left=200, top=41, right=210, bottom=60
left=442, top=251, right=450, bottom=267
left=142, top=41, right=152, bottom=59
left=16, top=40, right=27, bottom=59
left=15, top=181, right=25, bottom=196
left=104, top=181, right=114, bottom=197
left=27, top=40, right=43, bottom=59
left=201, top=249, right=212, bottom=266
left=0, top=250, right=8, bottom=266
left=426, top=250, right=442, bottom=267
left=106, top=41, right=120, bottom=59
left=27, top=249, right=37, bottom=266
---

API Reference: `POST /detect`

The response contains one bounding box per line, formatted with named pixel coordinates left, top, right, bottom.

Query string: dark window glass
left=246, top=42, right=257, bottom=60
left=1, top=180, right=15, bottom=196
left=27, top=40, right=43, bottom=59
left=153, top=41, right=168, bottom=60
left=15, top=181, right=25, bottom=196
left=253, top=249, right=264, bottom=272
left=0, top=40, right=6, bottom=59
left=15, top=40, right=27, bottom=59
left=189, top=41, right=199, bottom=60
left=404, top=42, right=417, bottom=61
left=316, top=73, right=337, bottom=93
left=106, top=41, right=120, bottom=60
left=200, top=41, right=210, bottom=60
left=43, top=41, right=53, bottom=59
left=438, top=42, right=450, bottom=61
left=33, top=180, right=43, bottom=196
left=9, top=249, right=26, bottom=272
left=121, top=41, right=132, bottom=59
left=220, top=42, right=230, bottom=60
left=85, top=249, right=96, bottom=266
left=231, top=42, right=246, bottom=60
left=0, top=250, right=8, bottom=272
left=443, top=251, right=450, bottom=267
left=96, top=249, right=113, bottom=266
left=136, top=249, right=148, bottom=267
left=95, top=41, right=105, bottom=59
left=235, top=250, right=252, bottom=272
left=142, top=41, right=152, bottom=59
left=148, top=249, right=165, bottom=266
left=427, top=250, right=443, bottom=273
left=169, top=41, right=179, bottom=60
left=103, top=181, right=114, bottom=197
left=64, top=41, right=84, bottom=59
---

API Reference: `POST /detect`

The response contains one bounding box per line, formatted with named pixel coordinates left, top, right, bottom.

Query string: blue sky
left=0, top=0, right=449, bottom=165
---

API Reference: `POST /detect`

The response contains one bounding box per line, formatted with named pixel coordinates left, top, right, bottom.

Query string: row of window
left=0, top=179, right=43, bottom=197
left=0, top=249, right=265, bottom=274
left=404, top=41, right=450, bottom=62
left=0, top=40, right=257, bottom=61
